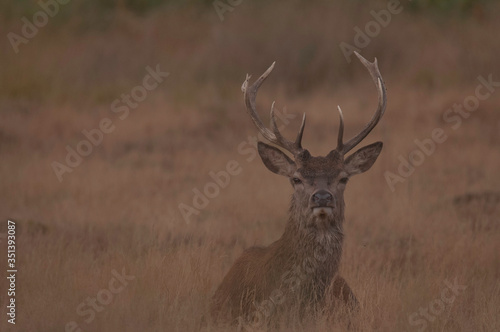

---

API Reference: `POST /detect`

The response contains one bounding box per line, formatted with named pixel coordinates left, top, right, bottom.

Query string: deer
left=211, top=52, right=387, bottom=328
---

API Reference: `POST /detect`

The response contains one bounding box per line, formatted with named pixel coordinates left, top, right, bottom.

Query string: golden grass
left=1, top=1, right=500, bottom=331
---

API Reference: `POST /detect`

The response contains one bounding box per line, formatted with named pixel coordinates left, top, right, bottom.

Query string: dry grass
left=1, top=1, right=500, bottom=331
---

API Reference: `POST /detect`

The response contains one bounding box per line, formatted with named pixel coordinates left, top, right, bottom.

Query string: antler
left=336, top=51, right=387, bottom=155
left=241, top=62, right=306, bottom=157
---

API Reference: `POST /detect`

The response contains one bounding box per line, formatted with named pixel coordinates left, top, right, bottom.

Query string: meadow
left=0, top=0, right=499, bottom=331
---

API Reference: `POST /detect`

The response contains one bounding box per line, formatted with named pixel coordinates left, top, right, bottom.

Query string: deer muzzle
left=311, top=190, right=334, bottom=217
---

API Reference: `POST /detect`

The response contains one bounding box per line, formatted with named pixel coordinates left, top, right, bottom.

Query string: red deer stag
left=211, top=52, right=387, bottom=327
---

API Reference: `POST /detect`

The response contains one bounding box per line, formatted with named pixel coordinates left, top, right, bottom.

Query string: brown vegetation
left=0, top=1, right=499, bottom=331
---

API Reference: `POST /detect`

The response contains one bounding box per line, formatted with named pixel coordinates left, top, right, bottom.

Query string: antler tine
left=242, top=62, right=277, bottom=144
left=336, top=106, right=344, bottom=151
left=242, top=62, right=304, bottom=156
left=340, top=51, right=387, bottom=155
left=270, top=103, right=306, bottom=151
left=270, top=101, right=285, bottom=141
left=295, top=113, right=306, bottom=149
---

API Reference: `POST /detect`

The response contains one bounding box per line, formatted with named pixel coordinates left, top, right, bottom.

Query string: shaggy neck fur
left=277, top=196, right=346, bottom=298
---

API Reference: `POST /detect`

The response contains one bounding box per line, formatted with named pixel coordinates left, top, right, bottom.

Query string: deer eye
left=339, top=177, right=348, bottom=185
left=292, top=177, right=302, bottom=185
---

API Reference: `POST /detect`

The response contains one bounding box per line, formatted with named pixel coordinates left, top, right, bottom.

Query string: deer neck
left=278, top=199, right=345, bottom=278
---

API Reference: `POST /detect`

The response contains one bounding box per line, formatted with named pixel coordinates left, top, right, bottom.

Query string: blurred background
left=0, top=0, right=499, bottom=331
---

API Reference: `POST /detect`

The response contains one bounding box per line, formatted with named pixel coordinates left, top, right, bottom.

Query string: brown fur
left=212, top=56, right=384, bottom=327
left=210, top=149, right=379, bottom=326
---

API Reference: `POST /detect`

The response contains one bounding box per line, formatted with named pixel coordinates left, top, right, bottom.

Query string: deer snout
left=312, top=190, right=333, bottom=207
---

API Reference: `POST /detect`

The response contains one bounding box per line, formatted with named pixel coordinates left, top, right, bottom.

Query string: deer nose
left=312, top=190, right=333, bottom=206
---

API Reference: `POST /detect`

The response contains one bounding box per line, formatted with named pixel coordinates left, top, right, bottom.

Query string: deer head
left=241, top=52, right=386, bottom=232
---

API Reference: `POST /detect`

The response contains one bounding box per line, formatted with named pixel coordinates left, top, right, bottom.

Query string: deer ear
left=257, top=142, right=296, bottom=177
left=344, top=142, right=383, bottom=176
